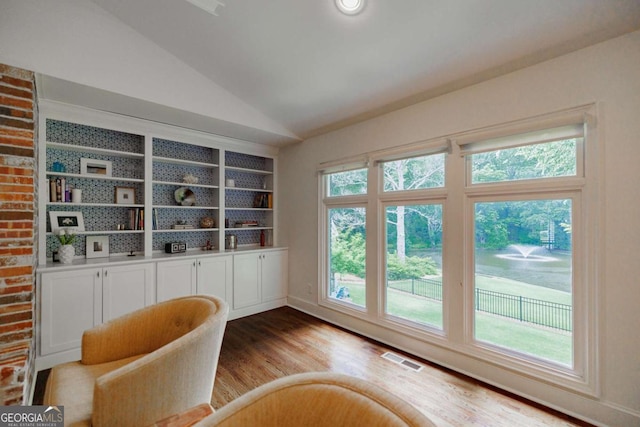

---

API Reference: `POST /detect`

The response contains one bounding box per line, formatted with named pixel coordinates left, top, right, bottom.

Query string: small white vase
left=58, top=244, right=75, bottom=264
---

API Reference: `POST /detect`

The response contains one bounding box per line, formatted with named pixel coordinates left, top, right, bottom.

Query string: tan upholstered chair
left=43, top=295, right=229, bottom=427
left=194, top=372, right=436, bottom=427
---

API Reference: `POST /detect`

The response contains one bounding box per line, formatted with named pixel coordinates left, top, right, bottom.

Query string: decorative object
left=183, top=173, right=199, bottom=184
left=86, top=235, right=110, bottom=259
left=71, top=188, right=82, bottom=203
left=175, top=187, right=196, bottom=206
left=56, top=228, right=76, bottom=264
left=58, top=244, right=75, bottom=264
left=50, top=211, right=85, bottom=234
left=202, top=240, right=214, bottom=251
left=80, top=158, right=112, bottom=177
left=165, top=242, right=187, bottom=253
left=115, top=187, right=136, bottom=204
left=200, top=216, right=215, bottom=228
left=52, top=161, right=66, bottom=172
left=225, top=234, right=238, bottom=249
left=225, top=178, right=235, bottom=187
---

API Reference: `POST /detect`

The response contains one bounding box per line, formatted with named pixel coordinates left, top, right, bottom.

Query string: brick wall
left=0, top=64, right=37, bottom=405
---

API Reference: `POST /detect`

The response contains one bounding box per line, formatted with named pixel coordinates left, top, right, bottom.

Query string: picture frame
left=80, top=158, right=112, bottom=177
left=49, top=211, right=85, bottom=234
left=86, top=235, right=110, bottom=259
left=115, top=186, right=136, bottom=204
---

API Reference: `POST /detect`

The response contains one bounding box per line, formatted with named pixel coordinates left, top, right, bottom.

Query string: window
left=327, top=168, right=367, bottom=196
left=385, top=203, right=443, bottom=329
left=321, top=165, right=368, bottom=311
left=318, top=105, right=597, bottom=393
left=383, top=153, right=445, bottom=191
left=464, top=120, right=586, bottom=371
left=473, top=198, right=574, bottom=366
left=471, top=139, right=577, bottom=184
left=328, top=206, right=366, bottom=308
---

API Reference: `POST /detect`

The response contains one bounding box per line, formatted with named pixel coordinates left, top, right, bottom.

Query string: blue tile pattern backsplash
left=153, top=138, right=218, bottom=164
left=153, top=162, right=218, bottom=186
left=47, top=119, right=144, bottom=153
left=225, top=151, right=270, bottom=171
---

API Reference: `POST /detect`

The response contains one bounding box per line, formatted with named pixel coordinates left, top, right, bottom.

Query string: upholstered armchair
left=43, top=295, right=229, bottom=427
left=194, top=372, right=436, bottom=427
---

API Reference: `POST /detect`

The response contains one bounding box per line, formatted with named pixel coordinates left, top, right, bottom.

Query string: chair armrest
left=82, top=296, right=226, bottom=365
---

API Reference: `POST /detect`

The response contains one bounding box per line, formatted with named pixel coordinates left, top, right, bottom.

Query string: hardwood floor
left=212, top=307, right=592, bottom=427
left=34, top=306, right=593, bottom=426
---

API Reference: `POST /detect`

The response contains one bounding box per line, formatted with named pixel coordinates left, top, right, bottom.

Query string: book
left=171, top=224, right=194, bottom=230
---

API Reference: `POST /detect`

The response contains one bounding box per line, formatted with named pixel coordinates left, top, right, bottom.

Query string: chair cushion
left=43, top=354, right=145, bottom=426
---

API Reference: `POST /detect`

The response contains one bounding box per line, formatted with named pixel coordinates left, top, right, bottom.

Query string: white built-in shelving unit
left=37, top=100, right=280, bottom=265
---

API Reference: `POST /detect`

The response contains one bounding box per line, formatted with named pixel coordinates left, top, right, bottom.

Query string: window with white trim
left=457, top=111, right=591, bottom=372
left=318, top=105, right=597, bottom=393
left=379, top=151, right=446, bottom=330
left=320, top=164, right=368, bottom=310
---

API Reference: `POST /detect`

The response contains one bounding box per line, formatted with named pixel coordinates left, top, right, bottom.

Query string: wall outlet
left=307, top=283, right=313, bottom=294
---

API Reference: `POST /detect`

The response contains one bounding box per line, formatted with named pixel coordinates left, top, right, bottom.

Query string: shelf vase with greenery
left=56, top=229, right=76, bottom=264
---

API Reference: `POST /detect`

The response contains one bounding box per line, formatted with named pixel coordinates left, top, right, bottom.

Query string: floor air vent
left=381, top=352, right=424, bottom=372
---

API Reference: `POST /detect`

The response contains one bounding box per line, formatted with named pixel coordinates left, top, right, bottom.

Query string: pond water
left=409, top=247, right=572, bottom=293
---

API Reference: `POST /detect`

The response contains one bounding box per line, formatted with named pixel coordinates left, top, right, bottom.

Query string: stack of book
left=128, top=208, right=144, bottom=230
left=253, top=193, right=273, bottom=208
left=171, top=224, right=194, bottom=230
left=47, top=178, right=72, bottom=203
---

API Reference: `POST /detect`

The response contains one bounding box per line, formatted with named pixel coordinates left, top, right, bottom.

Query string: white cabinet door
left=233, top=253, right=261, bottom=309
left=156, top=259, right=197, bottom=302
left=197, top=255, right=232, bottom=301
left=261, top=250, right=288, bottom=302
left=102, top=263, right=155, bottom=322
left=40, top=268, right=102, bottom=356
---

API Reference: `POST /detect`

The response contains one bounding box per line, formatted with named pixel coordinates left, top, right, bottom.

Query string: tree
left=472, top=139, right=576, bottom=250
left=383, top=155, right=444, bottom=261
left=329, top=207, right=366, bottom=279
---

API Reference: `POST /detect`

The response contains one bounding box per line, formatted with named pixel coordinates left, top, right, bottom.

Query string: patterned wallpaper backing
left=45, top=120, right=274, bottom=257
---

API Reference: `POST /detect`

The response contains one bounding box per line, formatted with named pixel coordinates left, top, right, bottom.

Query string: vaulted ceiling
left=86, top=0, right=640, bottom=143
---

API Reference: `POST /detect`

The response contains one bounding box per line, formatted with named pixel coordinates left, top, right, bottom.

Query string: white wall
left=0, top=0, right=297, bottom=144
left=279, top=31, right=640, bottom=426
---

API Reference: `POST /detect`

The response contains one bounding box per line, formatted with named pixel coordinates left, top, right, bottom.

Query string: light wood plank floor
left=212, top=307, right=592, bottom=427
left=34, top=306, right=593, bottom=426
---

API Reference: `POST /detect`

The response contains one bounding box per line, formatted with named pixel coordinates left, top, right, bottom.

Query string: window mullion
left=367, top=162, right=380, bottom=319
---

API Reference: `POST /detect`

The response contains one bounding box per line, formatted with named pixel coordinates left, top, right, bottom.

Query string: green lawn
left=333, top=277, right=572, bottom=366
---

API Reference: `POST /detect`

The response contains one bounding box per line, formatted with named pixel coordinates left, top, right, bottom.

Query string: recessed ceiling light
left=335, top=0, right=366, bottom=15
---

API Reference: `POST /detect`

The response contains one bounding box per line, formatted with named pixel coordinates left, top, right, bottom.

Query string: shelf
left=153, top=180, right=219, bottom=189
left=153, top=156, right=218, bottom=168
left=225, top=207, right=273, bottom=211
left=153, top=205, right=219, bottom=210
left=225, top=187, right=272, bottom=193
left=47, top=172, right=144, bottom=183
left=46, top=141, right=144, bottom=159
left=226, top=227, right=273, bottom=231
left=225, top=166, right=273, bottom=175
left=153, top=228, right=220, bottom=233
left=47, top=230, right=145, bottom=236
left=47, top=202, right=144, bottom=208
